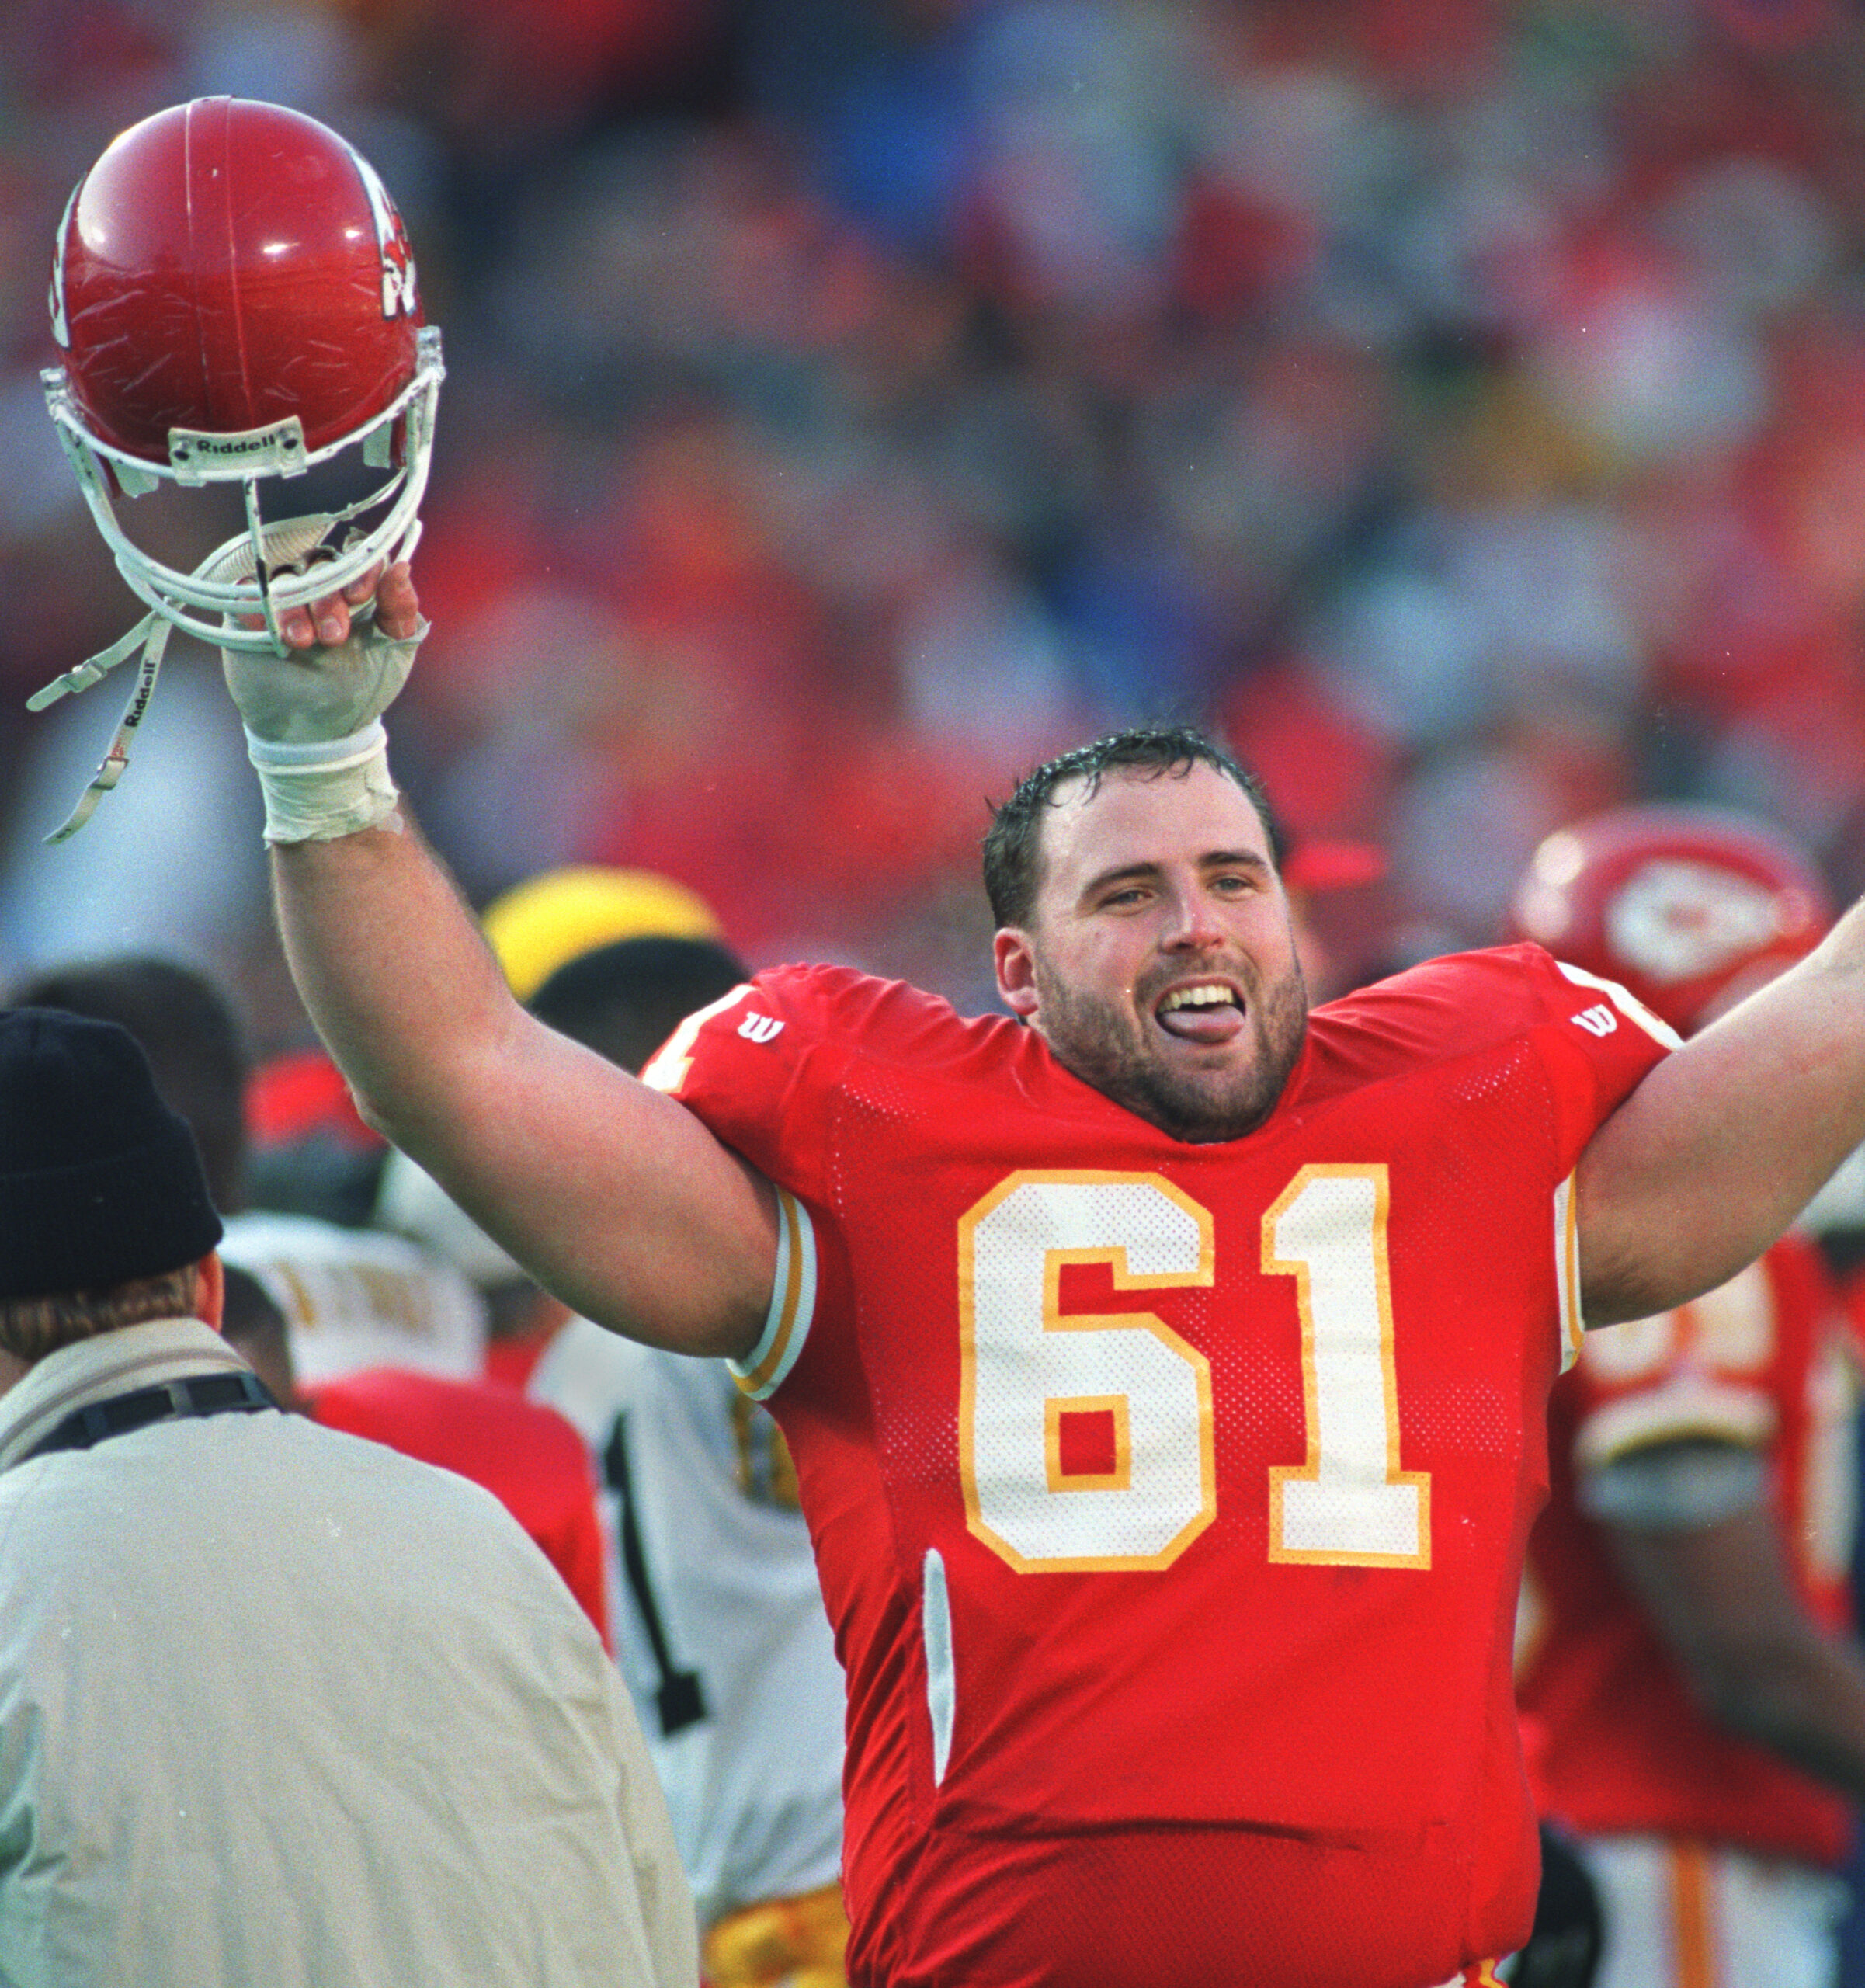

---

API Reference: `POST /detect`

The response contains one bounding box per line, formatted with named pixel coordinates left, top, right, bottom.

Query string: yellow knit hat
left=481, top=866, right=724, bottom=1000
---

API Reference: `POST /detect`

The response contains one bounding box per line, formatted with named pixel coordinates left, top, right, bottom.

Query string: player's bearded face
left=1001, top=763, right=1311, bottom=1144
left=1030, top=940, right=1308, bottom=1142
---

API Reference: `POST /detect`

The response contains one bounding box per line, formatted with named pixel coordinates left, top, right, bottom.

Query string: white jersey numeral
left=958, top=1166, right=1432, bottom=1573
left=959, top=1173, right=1216, bottom=1572
left=1264, top=1166, right=1429, bottom=1566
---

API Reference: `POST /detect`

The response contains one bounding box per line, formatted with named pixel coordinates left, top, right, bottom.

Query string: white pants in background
left=1578, top=1834, right=1848, bottom=1988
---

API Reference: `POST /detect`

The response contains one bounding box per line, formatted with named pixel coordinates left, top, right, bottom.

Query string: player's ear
left=195, top=1250, right=225, bottom=1331
left=994, top=929, right=1040, bottom=1019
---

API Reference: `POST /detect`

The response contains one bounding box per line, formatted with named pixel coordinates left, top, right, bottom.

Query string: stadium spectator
left=219, top=565, right=1865, bottom=1984
left=1511, top=804, right=1865, bottom=1988
left=0, top=1006, right=693, bottom=1988
left=5, top=955, right=490, bottom=1381
left=17, top=4, right=1865, bottom=1002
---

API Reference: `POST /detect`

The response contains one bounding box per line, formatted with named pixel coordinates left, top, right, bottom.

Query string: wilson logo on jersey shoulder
left=738, top=1013, right=783, bottom=1044
left=1554, top=960, right=1683, bottom=1050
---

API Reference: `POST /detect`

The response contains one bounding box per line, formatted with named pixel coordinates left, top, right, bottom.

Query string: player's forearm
left=1578, top=898, right=1865, bottom=1322
left=1693, top=1631, right=1865, bottom=1802
left=1609, top=1501, right=1865, bottom=1800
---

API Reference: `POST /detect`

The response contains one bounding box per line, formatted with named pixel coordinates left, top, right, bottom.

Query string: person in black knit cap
left=0, top=1006, right=695, bottom=1988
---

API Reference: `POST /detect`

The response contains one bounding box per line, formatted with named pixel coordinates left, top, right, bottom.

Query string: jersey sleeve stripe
left=638, top=982, right=755, bottom=1095
left=1574, top=1380, right=1776, bottom=1468
left=729, top=1188, right=816, bottom=1401
left=1554, top=1173, right=1584, bottom=1374
left=922, top=1548, right=956, bottom=1787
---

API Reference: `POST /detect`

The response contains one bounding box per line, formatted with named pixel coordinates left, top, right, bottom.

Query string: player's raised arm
left=26, top=99, right=773, bottom=1362
left=227, top=565, right=778, bottom=1361
left=1575, top=898, right=1865, bottom=1325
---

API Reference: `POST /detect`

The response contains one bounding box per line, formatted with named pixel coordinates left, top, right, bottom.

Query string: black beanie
left=0, top=1007, right=224, bottom=1300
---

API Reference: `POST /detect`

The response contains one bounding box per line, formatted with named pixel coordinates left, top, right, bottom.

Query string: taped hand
left=221, top=560, right=425, bottom=747
left=221, top=561, right=428, bottom=843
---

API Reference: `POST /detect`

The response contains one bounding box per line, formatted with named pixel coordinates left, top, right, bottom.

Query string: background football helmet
left=43, top=94, right=442, bottom=657
left=1507, top=801, right=1833, bottom=1037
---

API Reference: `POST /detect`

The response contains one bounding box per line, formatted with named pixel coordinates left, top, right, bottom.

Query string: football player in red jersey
left=225, top=569, right=1865, bottom=1986
left=40, top=103, right=1865, bottom=1988
left=1509, top=805, right=1865, bottom=1988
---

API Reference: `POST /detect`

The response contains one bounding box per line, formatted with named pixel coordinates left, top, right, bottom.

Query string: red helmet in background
left=1508, top=803, right=1833, bottom=1037
left=42, top=96, right=443, bottom=655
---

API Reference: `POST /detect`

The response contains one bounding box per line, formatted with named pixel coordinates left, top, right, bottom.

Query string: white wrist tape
left=245, top=720, right=402, bottom=843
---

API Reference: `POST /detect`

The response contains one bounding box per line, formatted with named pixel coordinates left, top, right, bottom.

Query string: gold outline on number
left=958, top=1170, right=1216, bottom=1574
left=1262, top=1163, right=1430, bottom=1569
left=1044, top=1393, right=1131, bottom=1493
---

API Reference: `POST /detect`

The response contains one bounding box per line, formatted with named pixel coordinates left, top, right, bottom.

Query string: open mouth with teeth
left=1154, top=981, right=1245, bottom=1044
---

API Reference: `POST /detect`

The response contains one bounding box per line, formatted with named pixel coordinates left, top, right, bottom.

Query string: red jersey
left=655, top=945, right=1671, bottom=1988
left=307, top=1367, right=611, bottom=1647
left=1517, top=1232, right=1856, bottom=1866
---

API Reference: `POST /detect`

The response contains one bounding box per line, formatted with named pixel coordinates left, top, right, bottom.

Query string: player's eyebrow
left=1200, top=848, right=1275, bottom=878
left=1078, top=849, right=1273, bottom=903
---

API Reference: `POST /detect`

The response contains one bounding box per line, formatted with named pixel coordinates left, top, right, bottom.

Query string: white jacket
left=0, top=1317, right=695, bottom=1987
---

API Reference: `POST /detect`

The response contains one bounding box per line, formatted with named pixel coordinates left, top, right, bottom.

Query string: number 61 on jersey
left=957, top=1168, right=1431, bottom=1574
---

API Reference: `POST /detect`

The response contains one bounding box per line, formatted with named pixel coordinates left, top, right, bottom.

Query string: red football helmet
left=42, top=96, right=442, bottom=655
left=1508, top=803, right=1832, bottom=1035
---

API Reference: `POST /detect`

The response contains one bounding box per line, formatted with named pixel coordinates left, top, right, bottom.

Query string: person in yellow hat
left=481, top=867, right=724, bottom=1002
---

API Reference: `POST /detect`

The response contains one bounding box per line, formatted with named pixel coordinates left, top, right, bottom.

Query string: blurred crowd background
left=3, top=0, right=1865, bottom=1039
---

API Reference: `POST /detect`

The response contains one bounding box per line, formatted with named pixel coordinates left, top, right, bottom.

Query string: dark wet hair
left=982, top=725, right=1283, bottom=930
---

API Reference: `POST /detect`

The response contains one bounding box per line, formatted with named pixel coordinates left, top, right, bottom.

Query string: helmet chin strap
left=26, top=610, right=172, bottom=841
left=25, top=510, right=420, bottom=843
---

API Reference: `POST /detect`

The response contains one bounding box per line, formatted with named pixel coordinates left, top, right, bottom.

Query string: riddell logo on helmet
left=174, top=430, right=300, bottom=460
left=168, top=418, right=310, bottom=481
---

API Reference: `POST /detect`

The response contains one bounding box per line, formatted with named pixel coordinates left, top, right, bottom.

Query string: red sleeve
left=1318, top=944, right=1676, bottom=1179
left=539, top=1429, right=613, bottom=1650
left=645, top=962, right=962, bottom=1202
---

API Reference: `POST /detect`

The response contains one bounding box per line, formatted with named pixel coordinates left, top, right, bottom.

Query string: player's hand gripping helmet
left=1508, top=802, right=1832, bottom=1037
left=31, top=96, right=443, bottom=837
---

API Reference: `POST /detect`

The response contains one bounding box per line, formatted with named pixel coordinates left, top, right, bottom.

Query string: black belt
left=19, top=1368, right=277, bottom=1463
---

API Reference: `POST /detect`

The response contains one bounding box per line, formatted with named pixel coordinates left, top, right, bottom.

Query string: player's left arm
left=1576, top=899, right=1865, bottom=1324
left=1597, top=1440, right=1865, bottom=1799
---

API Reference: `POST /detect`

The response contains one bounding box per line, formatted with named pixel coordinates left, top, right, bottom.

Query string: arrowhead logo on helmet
left=352, top=141, right=422, bottom=324
left=1509, top=804, right=1834, bottom=1037
left=30, top=95, right=446, bottom=836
